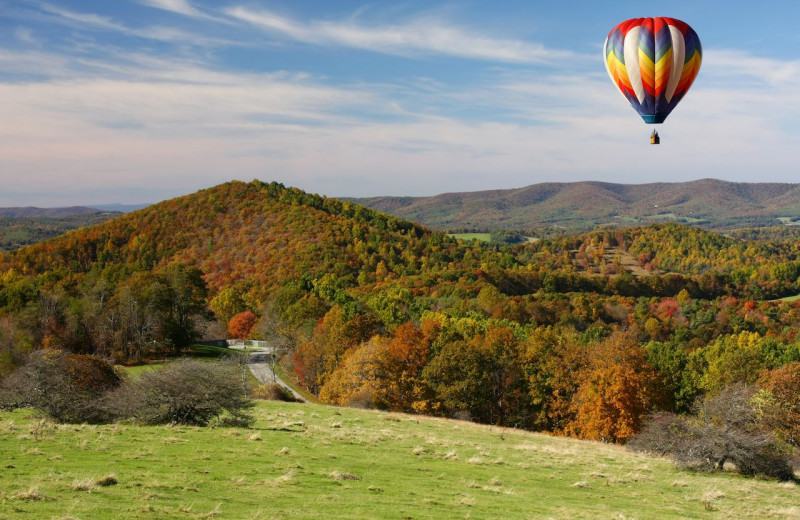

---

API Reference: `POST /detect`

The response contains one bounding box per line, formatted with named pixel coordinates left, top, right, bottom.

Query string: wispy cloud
left=703, top=49, right=800, bottom=87
left=139, top=0, right=204, bottom=18
left=13, top=27, right=38, bottom=46
left=3, top=2, right=800, bottom=205
left=225, top=6, right=572, bottom=64
left=138, top=0, right=229, bottom=23
left=34, top=2, right=236, bottom=47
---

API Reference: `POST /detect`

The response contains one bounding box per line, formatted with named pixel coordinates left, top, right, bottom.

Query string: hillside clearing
left=1, top=401, right=797, bottom=519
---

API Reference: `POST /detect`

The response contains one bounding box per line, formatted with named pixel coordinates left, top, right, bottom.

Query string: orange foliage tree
left=374, top=322, right=435, bottom=413
left=566, top=331, right=664, bottom=443
left=228, top=310, right=257, bottom=339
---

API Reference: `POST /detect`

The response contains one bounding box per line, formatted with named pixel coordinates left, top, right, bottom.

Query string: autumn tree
left=319, top=337, right=384, bottom=407
left=228, top=310, right=258, bottom=339
left=374, top=322, right=435, bottom=413
left=757, top=362, right=800, bottom=447
left=690, top=331, right=765, bottom=396
left=209, top=287, right=248, bottom=325
left=566, top=331, right=664, bottom=443
left=523, top=326, right=586, bottom=432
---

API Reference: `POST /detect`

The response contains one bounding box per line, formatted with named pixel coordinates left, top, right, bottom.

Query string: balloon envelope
left=604, top=17, right=701, bottom=124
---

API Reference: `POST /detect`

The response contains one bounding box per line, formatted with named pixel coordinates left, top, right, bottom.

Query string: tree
left=111, top=272, right=168, bottom=362
left=696, top=331, right=765, bottom=395
left=424, top=324, right=525, bottom=425
left=162, top=264, right=209, bottom=355
left=319, top=337, right=384, bottom=407
left=209, top=287, right=248, bottom=325
left=374, top=322, right=435, bottom=413
left=566, top=331, right=664, bottom=443
left=757, top=362, right=800, bottom=447
left=228, top=310, right=258, bottom=339
left=523, top=326, right=586, bottom=432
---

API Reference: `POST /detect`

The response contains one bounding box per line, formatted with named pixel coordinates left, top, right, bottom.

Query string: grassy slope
left=1, top=402, right=797, bottom=520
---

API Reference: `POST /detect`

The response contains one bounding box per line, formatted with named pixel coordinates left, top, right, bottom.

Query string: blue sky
left=2, top=0, right=800, bottom=205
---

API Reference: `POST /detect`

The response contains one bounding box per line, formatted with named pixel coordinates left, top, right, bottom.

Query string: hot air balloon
left=604, top=17, right=702, bottom=143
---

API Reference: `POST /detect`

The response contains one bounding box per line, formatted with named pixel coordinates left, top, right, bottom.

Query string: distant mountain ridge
left=0, top=206, right=107, bottom=218
left=0, top=204, right=148, bottom=217
left=347, top=179, right=800, bottom=231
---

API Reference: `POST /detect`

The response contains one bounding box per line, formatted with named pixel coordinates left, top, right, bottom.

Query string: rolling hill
left=347, top=179, right=800, bottom=231
left=0, top=180, right=465, bottom=301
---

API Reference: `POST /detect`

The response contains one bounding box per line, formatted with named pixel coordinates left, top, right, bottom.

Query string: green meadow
left=1, top=401, right=798, bottom=520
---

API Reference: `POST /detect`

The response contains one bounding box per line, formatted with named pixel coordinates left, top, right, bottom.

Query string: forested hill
left=7, top=180, right=800, bottom=446
left=347, top=178, right=800, bottom=231
left=0, top=180, right=474, bottom=302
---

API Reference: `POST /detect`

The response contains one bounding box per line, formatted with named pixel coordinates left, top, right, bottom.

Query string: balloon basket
left=650, top=130, right=660, bottom=145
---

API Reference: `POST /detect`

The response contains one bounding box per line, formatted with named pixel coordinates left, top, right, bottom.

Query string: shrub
left=0, top=350, right=121, bottom=423
left=106, top=359, right=253, bottom=427
left=629, top=386, right=795, bottom=481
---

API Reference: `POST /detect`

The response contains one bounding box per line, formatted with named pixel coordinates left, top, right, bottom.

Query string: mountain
left=347, top=179, right=800, bottom=231
left=87, top=203, right=150, bottom=213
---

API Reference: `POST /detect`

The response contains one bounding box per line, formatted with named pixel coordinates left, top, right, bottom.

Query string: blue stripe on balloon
left=655, top=25, right=671, bottom=61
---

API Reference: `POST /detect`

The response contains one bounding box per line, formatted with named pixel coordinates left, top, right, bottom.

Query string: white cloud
left=225, top=6, right=572, bottom=64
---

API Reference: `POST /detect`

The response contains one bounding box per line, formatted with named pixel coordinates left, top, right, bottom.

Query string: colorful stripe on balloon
left=603, top=17, right=701, bottom=124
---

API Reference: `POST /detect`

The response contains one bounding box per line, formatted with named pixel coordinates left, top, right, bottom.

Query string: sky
left=2, top=1, right=800, bottom=206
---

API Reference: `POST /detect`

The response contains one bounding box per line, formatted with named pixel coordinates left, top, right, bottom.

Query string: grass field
left=1, top=401, right=798, bottom=519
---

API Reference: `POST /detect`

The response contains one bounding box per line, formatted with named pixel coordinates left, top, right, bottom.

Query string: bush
left=0, top=350, right=121, bottom=423
left=106, top=359, right=253, bottom=427
left=629, top=386, right=796, bottom=481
